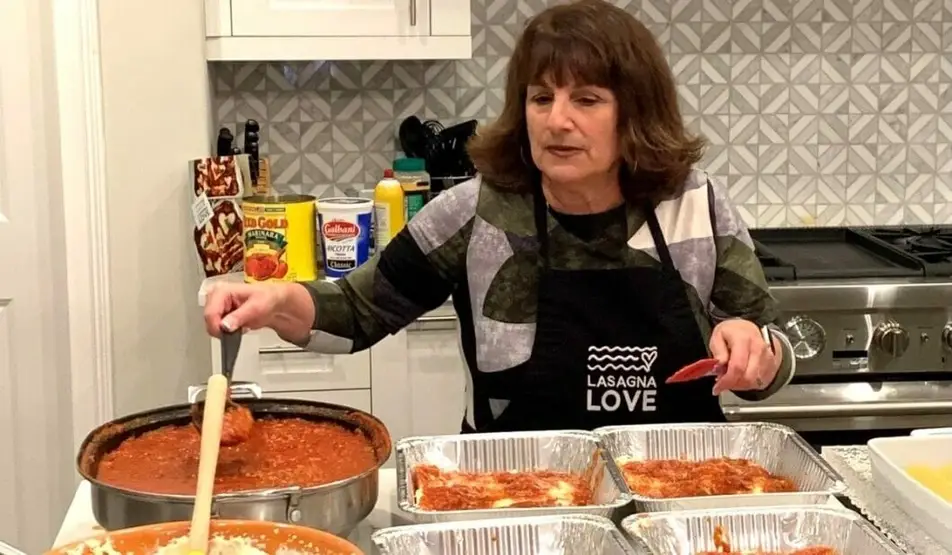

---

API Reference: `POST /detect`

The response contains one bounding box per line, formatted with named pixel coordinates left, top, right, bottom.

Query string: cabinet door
left=231, top=0, right=429, bottom=37
left=210, top=329, right=371, bottom=392
left=406, top=319, right=467, bottom=437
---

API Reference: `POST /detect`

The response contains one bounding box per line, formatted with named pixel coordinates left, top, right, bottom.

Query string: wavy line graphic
left=587, top=364, right=652, bottom=372
left=588, top=346, right=658, bottom=353
left=588, top=354, right=646, bottom=362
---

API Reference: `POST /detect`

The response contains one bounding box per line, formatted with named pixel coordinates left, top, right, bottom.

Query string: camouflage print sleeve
left=706, top=176, right=795, bottom=401
left=298, top=178, right=480, bottom=354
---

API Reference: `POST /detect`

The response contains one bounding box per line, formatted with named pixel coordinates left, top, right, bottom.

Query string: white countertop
left=52, top=468, right=410, bottom=553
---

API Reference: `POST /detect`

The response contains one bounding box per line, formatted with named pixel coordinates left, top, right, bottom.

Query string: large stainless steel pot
left=76, top=382, right=392, bottom=536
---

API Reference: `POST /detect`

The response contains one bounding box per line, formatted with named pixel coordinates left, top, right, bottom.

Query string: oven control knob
left=942, top=324, right=952, bottom=351
left=873, top=321, right=910, bottom=357
left=783, top=315, right=825, bottom=361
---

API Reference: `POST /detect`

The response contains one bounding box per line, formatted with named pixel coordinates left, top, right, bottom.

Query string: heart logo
left=641, top=350, right=658, bottom=369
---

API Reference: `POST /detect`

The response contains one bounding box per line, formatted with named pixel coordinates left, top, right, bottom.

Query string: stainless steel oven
left=724, top=227, right=952, bottom=447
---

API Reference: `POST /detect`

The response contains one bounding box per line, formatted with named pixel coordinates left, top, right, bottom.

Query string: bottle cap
left=393, top=158, right=426, bottom=172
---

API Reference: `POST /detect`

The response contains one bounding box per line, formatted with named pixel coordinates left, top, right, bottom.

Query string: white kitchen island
left=52, top=469, right=408, bottom=553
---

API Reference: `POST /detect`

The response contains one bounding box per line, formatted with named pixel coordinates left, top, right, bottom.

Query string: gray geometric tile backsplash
left=212, top=0, right=952, bottom=227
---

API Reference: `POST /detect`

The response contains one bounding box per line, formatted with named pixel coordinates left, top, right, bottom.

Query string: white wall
left=98, top=0, right=213, bottom=416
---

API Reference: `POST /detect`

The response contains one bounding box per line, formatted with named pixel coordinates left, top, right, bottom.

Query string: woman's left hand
left=709, top=319, right=782, bottom=395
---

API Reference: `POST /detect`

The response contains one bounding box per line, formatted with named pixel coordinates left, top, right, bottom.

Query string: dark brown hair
left=467, top=0, right=705, bottom=202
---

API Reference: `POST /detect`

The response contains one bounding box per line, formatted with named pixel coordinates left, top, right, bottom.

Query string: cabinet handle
left=723, top=400, right=952, bottom=419
left=259, top=346, right=308, bottom=354
left=410, top=0, right=417, bottom=26
left=409, top=314, right=458, bottom=331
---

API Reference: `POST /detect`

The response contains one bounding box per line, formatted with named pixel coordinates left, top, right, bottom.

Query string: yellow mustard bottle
left=374, top=168, right=405, bottom=249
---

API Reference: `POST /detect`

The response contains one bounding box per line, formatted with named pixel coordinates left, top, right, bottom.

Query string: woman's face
left=525, top=80, right=619, bottom=186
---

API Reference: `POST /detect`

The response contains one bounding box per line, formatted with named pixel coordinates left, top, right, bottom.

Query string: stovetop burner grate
left=866, top=227, right=952, bottom=263
left=863, top=226, right=952, bottom=276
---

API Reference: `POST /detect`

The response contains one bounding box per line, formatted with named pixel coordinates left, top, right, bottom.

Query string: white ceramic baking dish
left=867, top=435, right=952, bottom=551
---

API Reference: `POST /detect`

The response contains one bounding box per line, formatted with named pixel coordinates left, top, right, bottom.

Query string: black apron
left=462, top=183, right=724, bottom=433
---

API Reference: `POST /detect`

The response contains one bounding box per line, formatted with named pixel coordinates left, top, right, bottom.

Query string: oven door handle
left=723, top=401, right=952, bottom=419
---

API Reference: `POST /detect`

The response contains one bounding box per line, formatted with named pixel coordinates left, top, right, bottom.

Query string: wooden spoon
left=188, top=373, right=228, bottom=555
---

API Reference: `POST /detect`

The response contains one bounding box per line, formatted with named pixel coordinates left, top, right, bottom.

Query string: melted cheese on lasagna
left=617, top=457, right=796, bottom=499
left=411, top=464, right=593, bottom=511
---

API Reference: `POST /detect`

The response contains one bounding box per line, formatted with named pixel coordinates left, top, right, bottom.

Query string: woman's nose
left=546, top=96, right=574, bottom=131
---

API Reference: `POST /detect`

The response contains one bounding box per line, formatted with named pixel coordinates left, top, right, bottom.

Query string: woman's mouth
left=545, top=145, right=583, bottom=157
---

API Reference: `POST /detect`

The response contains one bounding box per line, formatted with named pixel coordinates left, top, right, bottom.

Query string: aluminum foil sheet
left=594, top=422, right=847, bottom=512
left=822, top=445, right=949, bottom=555
left=622, top=505, right=903, bottom=555
left=372, top=514, right=636, bottom=555
left=395, top=431, right=631, bottom=523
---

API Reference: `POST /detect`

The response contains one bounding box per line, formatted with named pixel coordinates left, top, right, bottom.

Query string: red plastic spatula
left=665, top=358, right=722, bottom=384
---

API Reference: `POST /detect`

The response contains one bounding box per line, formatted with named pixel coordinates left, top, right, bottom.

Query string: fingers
left=709, top=322, right=782, bottom=395
left=203, top=286, right=232, bottom=338
left=221, top=296, right=271, bottom=332
left=713, top=336, right=749, bottom=395
left=709, top=328, right=730, bottom=367
left=203, top=284, right=262, bottom=336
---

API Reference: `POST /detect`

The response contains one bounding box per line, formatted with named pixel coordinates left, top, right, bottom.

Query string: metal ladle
left=191, top=328, right=245, bottom=435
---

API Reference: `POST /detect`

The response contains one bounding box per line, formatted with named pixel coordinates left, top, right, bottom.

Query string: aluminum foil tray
left=621, top=505, right=903, bottom=554
left=594, top=422, right=846, bottom=512
left=372, top=514, right=636, bottom=555
left=395, top=430, right=632, bottom=523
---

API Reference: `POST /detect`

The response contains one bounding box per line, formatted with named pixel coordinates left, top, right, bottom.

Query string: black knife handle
left=216, top=128, right=234, bottom=157
left=243, top=119, right=260, bottom=185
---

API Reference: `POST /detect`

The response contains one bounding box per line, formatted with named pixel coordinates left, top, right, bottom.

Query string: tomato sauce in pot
left=95, top=417, right=377, bottom=495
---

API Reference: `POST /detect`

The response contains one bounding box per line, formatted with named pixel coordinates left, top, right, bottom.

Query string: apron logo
left=586, top=346, right=658, bottom=413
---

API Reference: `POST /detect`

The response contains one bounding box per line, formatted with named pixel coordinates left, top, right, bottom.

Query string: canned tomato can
left=242, top=195, right=318, bottom=283
left=316, top=197, right=373, bottom=281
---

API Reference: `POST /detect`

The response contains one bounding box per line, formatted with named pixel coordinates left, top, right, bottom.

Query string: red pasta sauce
left=95, top=417, right=377, bottom=494
left=412, top=463, right=593, bottom=510
left=619, top=458, right=796, bottom=498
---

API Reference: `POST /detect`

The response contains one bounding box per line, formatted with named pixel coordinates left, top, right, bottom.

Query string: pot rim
left=45, top=518, right=364, bottom=555
left=75, top=395, right=392, bottom=502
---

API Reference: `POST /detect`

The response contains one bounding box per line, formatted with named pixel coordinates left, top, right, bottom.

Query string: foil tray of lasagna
left=621, top=505, right=903, bottom=554
left=395, top=430, right=632, bottom=523
left=594, top=422, right=847, bottom=512
left=372, top=514, right=636, bottom=554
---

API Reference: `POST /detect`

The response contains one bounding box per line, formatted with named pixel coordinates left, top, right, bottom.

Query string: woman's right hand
left=203, top=282, right=314, bottom=344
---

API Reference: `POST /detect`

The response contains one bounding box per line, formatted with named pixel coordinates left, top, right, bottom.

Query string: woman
left=204, top=0, right=795, bottom=433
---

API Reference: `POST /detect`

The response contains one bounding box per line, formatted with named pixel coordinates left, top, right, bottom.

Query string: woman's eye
left=531, top=95, right=552, bottom=104
left=576, top=97, right=598, bottom=106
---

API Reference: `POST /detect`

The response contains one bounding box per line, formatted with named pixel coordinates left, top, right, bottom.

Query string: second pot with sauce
left=76, top=384, right=392, bottom=536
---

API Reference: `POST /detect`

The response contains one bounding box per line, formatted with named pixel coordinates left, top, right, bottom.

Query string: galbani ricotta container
left=316, top=197, right=374, bottom=280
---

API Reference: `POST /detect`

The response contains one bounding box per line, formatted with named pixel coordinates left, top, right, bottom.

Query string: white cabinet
left=405, top=319, right=467, bottom=437
left=211, top=329, right=370, bottom=392
left=232, top=0, right=428, bottom=38
left=370, top=304, right=467, bottom=444
left=205, top=0, right=472, bottom=61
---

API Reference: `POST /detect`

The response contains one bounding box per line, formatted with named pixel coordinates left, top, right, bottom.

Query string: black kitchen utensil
left=398, top=115, right=429, bottom=159
left=216, top=128, right=235, bottom=157
left=243, top=119, right=260, bottom=186
left=190, top=327, right=244, bottom=437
